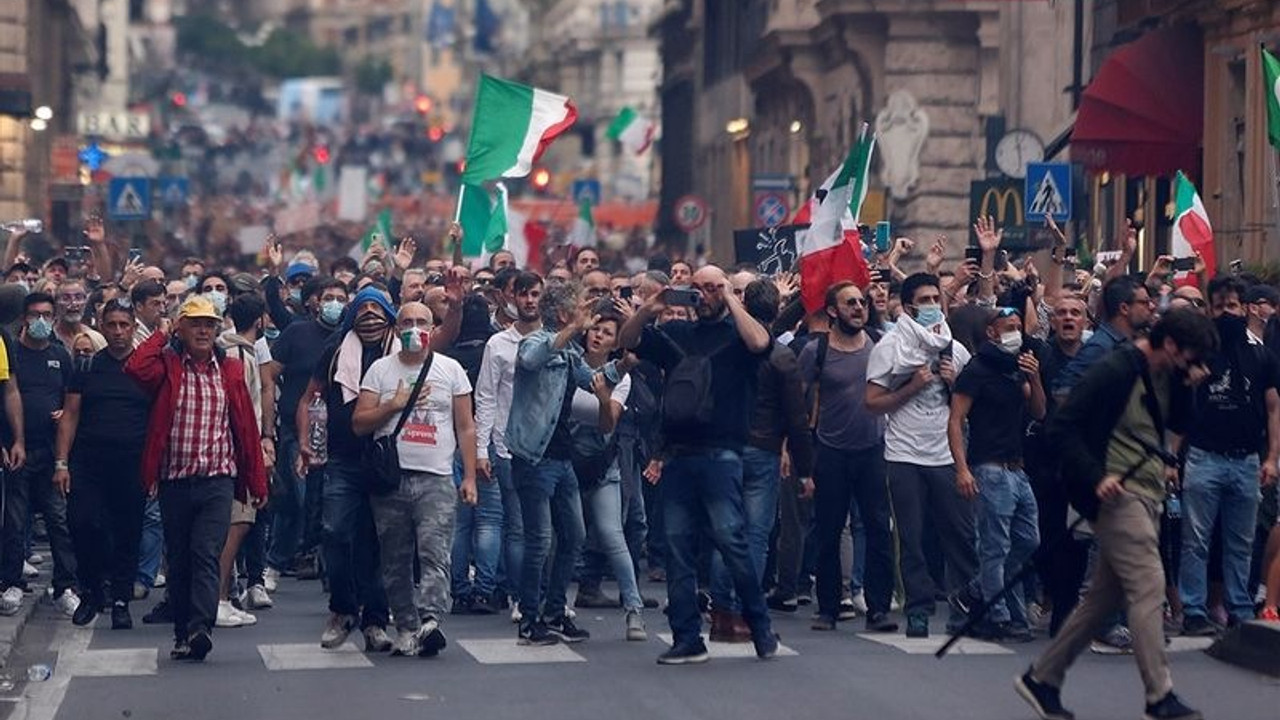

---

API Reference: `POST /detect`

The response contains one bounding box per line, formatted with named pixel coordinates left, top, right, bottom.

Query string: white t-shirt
left=866, top=339, right=971, bottom=467
left=362, top=352, right=473, bottom=476
left=569, top=373, right=631, bottom=426
left=254, top=337, right=273, bottom=365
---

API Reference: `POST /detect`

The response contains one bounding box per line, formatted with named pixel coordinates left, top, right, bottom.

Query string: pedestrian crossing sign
left=1024, top=162, right=1071, bottom=223
left=107, top=177, right=152, bottom=220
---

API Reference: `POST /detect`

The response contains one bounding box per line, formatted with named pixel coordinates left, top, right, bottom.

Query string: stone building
left=655, top=0, right=1083, bottom=262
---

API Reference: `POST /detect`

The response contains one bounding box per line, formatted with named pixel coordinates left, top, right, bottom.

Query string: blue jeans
left=1179, top=447, right=1261, bottom=622
left=452, top=453, right=503, bottom=602
left=663, top=449, right=772, bottom=647
left=709, top=446, right=780, bottom=612
left=493, top=455, right=522, bottom=599
left=580, top=467, right=643, bottom=610
left=974, top=464, right=1040, bottom=625
left=137, top=496, right=164, bottom=586
left=267, top=430, right=304, bottom=570
left=322, top=456, right=389, bottom=628
left=514, top=457, right=584, bottom=621
left=616, top=436, right=649, bottom=574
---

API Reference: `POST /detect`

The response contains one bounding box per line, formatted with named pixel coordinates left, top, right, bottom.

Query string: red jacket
left=125, top=330, right=268, bottom=501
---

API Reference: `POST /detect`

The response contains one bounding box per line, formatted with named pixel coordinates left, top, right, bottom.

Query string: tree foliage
left=353, top=57, right=393, bottom=96
left=174, top=15, right=342, bottom=79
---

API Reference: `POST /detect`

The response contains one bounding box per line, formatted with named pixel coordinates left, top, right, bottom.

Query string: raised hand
left=973, top=216, right=1003, bottom=254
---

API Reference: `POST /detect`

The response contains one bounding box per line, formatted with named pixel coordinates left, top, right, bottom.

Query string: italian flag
left=606, top=106, right=654, bottom=155
left=1171, top=171, right=1215, bottom=283
left=462, top=75, right=578, bottom=184
left=567, top=196, right=596, bottom=247
left=361, top=208, right=393, bottom=253
left=799, top=123, right=875, bottom=313
left=457, top=183, right=509, bottom=259
left=1264, top=46, right=1280, bottom=150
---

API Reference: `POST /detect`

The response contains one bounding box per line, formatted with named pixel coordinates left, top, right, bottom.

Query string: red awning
left=1071, top=24, right=1203, bottom=177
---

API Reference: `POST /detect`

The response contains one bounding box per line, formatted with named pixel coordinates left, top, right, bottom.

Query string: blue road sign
left=107, top=177, right=151, bottom=220
left=571, top=179, right=602, bottom=206
left=157, top=176, right=189, bottom=206
left=754, top=192, right=789, bottom=227
left=1025, top=162, right=1072, bottom=223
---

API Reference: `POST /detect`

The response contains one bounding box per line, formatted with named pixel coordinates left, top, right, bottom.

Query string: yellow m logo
left=979, top=186, right=1024, bottom=227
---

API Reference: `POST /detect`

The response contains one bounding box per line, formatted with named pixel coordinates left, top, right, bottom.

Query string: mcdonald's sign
left=969, top=179, right=1029, bottom=248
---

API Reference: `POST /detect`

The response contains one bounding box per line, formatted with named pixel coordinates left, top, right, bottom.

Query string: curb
left=0, top=561, right=53, bottom=669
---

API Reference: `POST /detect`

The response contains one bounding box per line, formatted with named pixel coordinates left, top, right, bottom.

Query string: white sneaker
left=244, top=584, right=273, bottom=609
left=0, top=587, right=22, bottom=616
left=54, top=589, right=80, bottom=617
left=263, top=568, right=280, bottom=593
left=850, top=591, right=869, bottom=615
left=510, top=602, right=522, bottom=624
left=232, top=606, right=257, bottom=626
left=153, top=573, right=167, bottom=589
left=26, top=553, right=43, bottom=566
left=389, top=629, right=419, bottom=656
left=22, top=562, right=37, bottom=579
left=216, top=600, right=245, bottom=628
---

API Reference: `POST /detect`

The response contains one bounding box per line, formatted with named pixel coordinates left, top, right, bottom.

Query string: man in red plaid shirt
left=126, top=295, right=268, bottom=662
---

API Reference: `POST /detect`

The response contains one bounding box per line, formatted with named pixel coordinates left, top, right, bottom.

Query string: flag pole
left=454, top=183, right=465, bottom=223
left=499, top=182, right=510, bottom=245
left=1270, top=149, right=1280, bottom=237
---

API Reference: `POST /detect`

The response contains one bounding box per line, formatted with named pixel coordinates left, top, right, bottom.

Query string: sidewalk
left=0, top=550, right=53, bottom=669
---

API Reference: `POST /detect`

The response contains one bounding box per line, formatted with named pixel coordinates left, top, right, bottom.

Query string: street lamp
left=29, top=118, right=47, bottom=132
left=725, top=118, right=750, bottom=135
left=789, top=120, right=803, bottom=134
left=34, top=106, right=53, bottom=121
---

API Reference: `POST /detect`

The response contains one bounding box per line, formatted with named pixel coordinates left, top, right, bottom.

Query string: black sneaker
left=657, top=639, right=710, bottom=665
left=546, top=615, right=590, bottom=643
left=906, top=613, right=929, bottom=638
left=72, top=600, right=99, bottom=627
left=1144, top=692, right=1202, bottom=720
left=450, top=596, right=473, bottom=615
left=1014, top=668, right=1075, bottom=720
left=169, top=639, right=192, bottom=661
left=640, top=595, right=660, bottom=610
left=753, top=632, right=780, bottom=659
left=948, top=587, right=980, bottom=617
left=865, top=612, right=899, bottom=633
left=469, top=596, right=499, bottom=615
left=837, top=597, right=860, bottom=621
left=143, top=600, right=172, bottom=625
left=574, top=587, right=620, bottom=609
left=416, top=618, right=448, bottom=658
left=980, top=620, right=1035, bottom=643
left=1180, top=616, right=1220, bottom=638
left=767, top=594, right=799, bottom=613
left=811, top=614, right=837, bottom=631
left=186, top=630, right=212, bottom=662
left=111, top=602, right=132, bottom=630
left=517, top=621, right=559, bottom=646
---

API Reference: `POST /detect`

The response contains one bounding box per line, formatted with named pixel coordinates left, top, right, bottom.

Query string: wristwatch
left=53, top=459, right=68, bottom=471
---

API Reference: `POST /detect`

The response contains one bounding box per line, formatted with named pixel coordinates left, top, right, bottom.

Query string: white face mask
left=998, top=330, right=1023, bottom=355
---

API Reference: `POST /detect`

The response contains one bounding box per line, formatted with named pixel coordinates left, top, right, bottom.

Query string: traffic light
left=531, top=167, right=551, bottom=192
left=313, top=145, right=331, bottom=164
left=414, top=95, right=433, bottom=115
left=171, top=92, right=187, bottom=108
left=427, top=125, right=445, bottom=142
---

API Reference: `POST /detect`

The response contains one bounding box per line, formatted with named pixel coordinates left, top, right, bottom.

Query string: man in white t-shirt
left=353, top=302, right=478, bottom=657
left=865, top=273, right=979, bottom=638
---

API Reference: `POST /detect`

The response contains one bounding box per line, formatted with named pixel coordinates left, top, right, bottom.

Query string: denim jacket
left=505, top=328, right=621, bottom=465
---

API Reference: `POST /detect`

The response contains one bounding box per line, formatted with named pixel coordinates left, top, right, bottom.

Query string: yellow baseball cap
left=178, top=295, right=221, bottom=321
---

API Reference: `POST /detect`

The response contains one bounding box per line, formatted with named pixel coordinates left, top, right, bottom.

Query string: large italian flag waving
left=798, top=123, right=875, bottom=313
left=462, top=75, right=578, bottom=184
left=1171, top=171, right=1215, bottom=283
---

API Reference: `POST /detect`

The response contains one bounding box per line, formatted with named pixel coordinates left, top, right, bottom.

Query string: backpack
left=663, top=335, right=733, bottom=430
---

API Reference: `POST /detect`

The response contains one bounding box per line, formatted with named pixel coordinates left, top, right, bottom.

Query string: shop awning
left=1071, top=24, right=1203, bottom=177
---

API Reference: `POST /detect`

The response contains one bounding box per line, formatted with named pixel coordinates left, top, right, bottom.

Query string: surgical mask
left=400, top=328, right=428, bottom=353
left=264, top=326, right=280, bottom=341
left=205, top=291, right=227, bottom=315
left=320, top=299, right=345, bottom=326
left=998, top=331, right=1023, bottom=355
left=184, top=274, right=198, bottom=290
left=289, top=288, right=303, bottom=304
left=14, top=281, right=29, bottom=294
left=914, top=304, right=944, bottom=327
left=504, top=301, right=519, bottom=318
left=27, top=317, right=52, bottom=340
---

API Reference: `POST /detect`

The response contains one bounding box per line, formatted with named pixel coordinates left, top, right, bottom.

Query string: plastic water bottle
left=1165, top=492, right=1181, bottom=520
left=2, top=219, right=41, bottom=234
left=306, top=392, right=328, bottom=466
left=26, top=664, right=50, bottom=682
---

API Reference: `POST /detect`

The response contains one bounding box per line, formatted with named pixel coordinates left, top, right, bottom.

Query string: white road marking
left=857, top=634, right=1016, bottom=655
left=257, top=642, right=373, bottom=670
left=10, top=623, right=94, bottom=720
left=1166, top=637, right=1214, bottom=653
left=457, top=639, right=586, bottom=664
left=656, top=634, right=799, bottom=658
left=55, top=648, right=157, bottom=677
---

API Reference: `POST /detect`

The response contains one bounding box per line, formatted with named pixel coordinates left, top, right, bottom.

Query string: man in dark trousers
left=1016, top=308, right=1216, bottom=720
left=126, top=296, right=268, bottom=662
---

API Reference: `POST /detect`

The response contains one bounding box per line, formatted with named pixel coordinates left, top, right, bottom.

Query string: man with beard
left=619, top=265, right=779, bottom=664
left=302, top=286, right=397, bottom=651
left=475, top=271, right=543, bottom=618
left=54, top=279, right=104, bottom=351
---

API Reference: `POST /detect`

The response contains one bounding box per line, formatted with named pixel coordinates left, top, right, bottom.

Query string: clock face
left=995, top=130, right=1045, bottom=179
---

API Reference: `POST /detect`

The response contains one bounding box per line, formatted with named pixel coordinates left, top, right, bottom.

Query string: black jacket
left=748, top=342, right=814, bottom=477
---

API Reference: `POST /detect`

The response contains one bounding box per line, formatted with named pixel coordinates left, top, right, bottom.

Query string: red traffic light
left=312, top=145, right=331, bottom=164
left=171, top=92, right=187, bottom=108
left=414, top=95, right=433, bottom=114
left=427, top=126, right=445, bottom=142
left=531, top=168, right=551, bottom=191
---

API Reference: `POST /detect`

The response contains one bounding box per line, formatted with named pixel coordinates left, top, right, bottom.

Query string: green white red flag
left=462, top=75, right=578, bottom=184
left=798, top=123, right=875, bottom=313
left=606, top=107, right=654, bottom=155
left=1171, top=171, right=1215, bottom=283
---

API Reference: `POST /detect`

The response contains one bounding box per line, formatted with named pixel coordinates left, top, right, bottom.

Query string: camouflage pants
left=370, top=471, right=457, bottom=632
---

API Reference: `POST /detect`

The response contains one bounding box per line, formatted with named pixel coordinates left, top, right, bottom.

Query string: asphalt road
left=1, top=579, right=1276, bottom=720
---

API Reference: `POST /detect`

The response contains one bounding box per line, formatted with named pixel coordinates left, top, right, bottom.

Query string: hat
left=286, top=262, right=316, bottom=282
left=1245, top=285, right=1280, bottom=305
left=178, top=295, right=222, bottom=321
left=230, top=272, right=260, bottom=295
left=44, top=257, right=68, bottom=270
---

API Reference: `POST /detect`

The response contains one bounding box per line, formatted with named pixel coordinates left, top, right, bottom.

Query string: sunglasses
left=996, top=306, right=1021, bottom=318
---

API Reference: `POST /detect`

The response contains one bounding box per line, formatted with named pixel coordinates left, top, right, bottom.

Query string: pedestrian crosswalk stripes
left=456, top=638, right=586, bottom=664
left=56, top=648, right=158, bottom=677
left=257, top=642, right=374, bottom=671
left=655, top=634, right=799, bottom=658
left=857, top=634, right=1015, bottom=655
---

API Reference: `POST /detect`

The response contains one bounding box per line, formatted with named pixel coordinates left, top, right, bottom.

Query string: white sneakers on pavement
left=54, top=589, right=81, bottom=617
left=0, top=587, right=22, bottom=616
left=216, top=600, right=257, bottom=628
left=263, top=568, right=280, bottom=593
left=243, top=584, right=273, bottom=610
left=22, top=562, right=37, bottom=579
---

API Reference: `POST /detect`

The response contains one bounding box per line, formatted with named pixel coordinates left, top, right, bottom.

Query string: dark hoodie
left=1187, top=313, right=1278, bottom=455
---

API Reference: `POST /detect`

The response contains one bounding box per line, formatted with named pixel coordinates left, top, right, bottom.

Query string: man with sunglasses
left=1017, top=308, right=1215, bottom=720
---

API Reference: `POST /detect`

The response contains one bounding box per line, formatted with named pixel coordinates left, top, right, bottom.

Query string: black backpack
left=663, top=336, right=732, bottom=429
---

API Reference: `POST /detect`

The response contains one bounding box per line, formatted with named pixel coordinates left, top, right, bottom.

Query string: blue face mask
left=289, top=288, right=303, bottom=304
left=914, top=304, right=944, bottom=327
left=264, top=326, right=280, bottom=341
left=320, top=299, right=345, bottom=326
left=27, top=317, right=52, bottom=340
left=205, top=290, right=228, bottom=315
